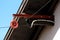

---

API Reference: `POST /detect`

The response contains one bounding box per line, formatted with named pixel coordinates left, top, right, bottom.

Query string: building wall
left=38, top=1, right=60, bottom=40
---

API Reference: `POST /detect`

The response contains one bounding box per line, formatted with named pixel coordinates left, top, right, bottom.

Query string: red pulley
left=10, top=20, right=18, bottom=29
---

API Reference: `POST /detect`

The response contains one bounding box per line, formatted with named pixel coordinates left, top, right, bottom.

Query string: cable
left=27, top=0, right=52, bottom=19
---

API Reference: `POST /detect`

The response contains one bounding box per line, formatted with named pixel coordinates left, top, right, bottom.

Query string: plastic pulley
left=10, top=20, right=18, bottom=29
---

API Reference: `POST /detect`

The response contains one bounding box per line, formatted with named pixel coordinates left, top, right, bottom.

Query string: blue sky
left=0, top=0, right=22, bottom=40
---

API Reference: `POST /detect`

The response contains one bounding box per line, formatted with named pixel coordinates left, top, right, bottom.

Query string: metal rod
left=4, top=0, right=29, bottom=40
